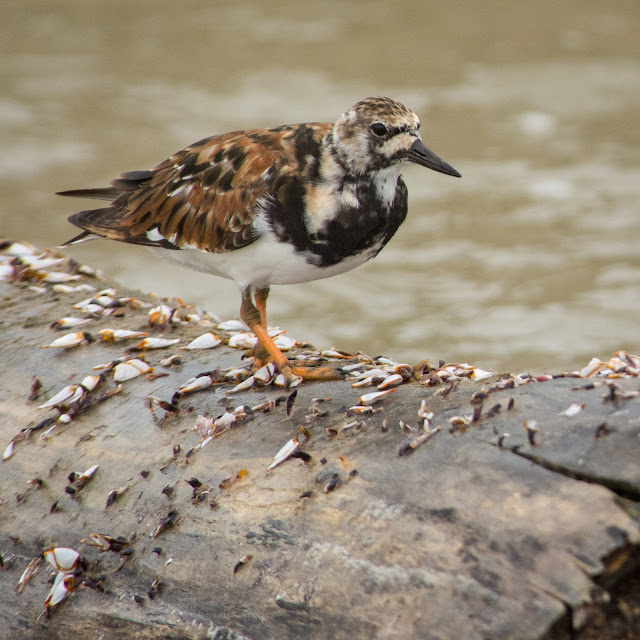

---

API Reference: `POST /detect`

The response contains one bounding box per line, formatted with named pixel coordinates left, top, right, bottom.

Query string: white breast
left=151, top=232, right=376, bottom=290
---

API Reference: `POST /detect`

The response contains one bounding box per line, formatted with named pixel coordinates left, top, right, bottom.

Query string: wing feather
left=59, top=123, right=332, bottom=252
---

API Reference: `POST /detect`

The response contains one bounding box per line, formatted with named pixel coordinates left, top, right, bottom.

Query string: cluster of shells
left=3, top=238, right=640, bottom=463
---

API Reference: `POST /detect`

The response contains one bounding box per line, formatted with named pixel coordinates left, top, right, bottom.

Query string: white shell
left=73, top=297, right=95, bottom=309
left=77, top=264, right=101, bottom=277
left=273, top=335, right=297, bottom=351
left=184, top=332, right=222, bottom=349
left=38, top=385, right=78, bottom=409
left=5, top=241, right=38, bottom=257
left=81, top=303, right=105, bottom=316
left=113, top=359, right=152, bottom=381
left=79, top=375, right=101, bottom=392
left=98, top=329, right=149, bottom=342
left=45, top=572, right=72, bottom=609
left=135, top=337, right=181, bottom=349
left=194, top=415, right=215, bottom=438
left=83, top=464, right=99, bottom=477
left=41, top=332, right=89, bottom=349
left=44, top=547, right=79, bottom=572
left=347, top=405, right=374, bottom=414
left=253, top=363, right=276, bottom=384
left=179, top=375, right=213, bottom=394
left=51, top=284, right=75, bottom=294
left=225, top=368, right=250, bottom=381
left=559, top=403, right=585, bottom=417
left=39, top=271, right=82, bottom=283
left=578, top=357, right=605, bottom=378
left=227, top=375, right=256, bottom=394
left=0, top=264, right=14, bottom=281
left=227, top=333, right=257, bottom=349
left=160, top=354, right=182, bottom=366
left=3, top=439, right=15, bottom=460
left=22, top=257, right=64, bottom=270
left=217, top=319, right=248, bottom=331
left=268, top=437, right=300, bottom=470
left=214, top=411, right=237, bottom=429
left=377, top=373, right=404, bottom=390
left=359, top=389, right=396, bottom=405
left=472, top=368, right=495, bottom=381
left=148, top=304, right=174, bottom=325
left=53, top=317, right=90, bottom=329
left=274, top=373, right=302, bottom=387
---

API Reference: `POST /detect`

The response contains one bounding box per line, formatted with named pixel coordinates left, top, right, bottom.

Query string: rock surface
left=1, top=241, right=639, bottom=640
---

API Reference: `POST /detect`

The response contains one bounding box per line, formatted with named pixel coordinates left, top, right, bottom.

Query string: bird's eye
left=370, top=122, right=388, bottom=137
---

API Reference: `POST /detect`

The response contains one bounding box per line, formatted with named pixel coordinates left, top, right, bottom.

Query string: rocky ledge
left=1, top=240, right=639, bottom=640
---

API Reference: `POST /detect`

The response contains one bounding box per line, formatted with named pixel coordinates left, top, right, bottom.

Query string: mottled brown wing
left=60, top=123, right=332, bottom=253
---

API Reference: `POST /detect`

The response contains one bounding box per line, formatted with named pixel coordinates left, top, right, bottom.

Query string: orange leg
left=239, top=287, right=341, bottom=386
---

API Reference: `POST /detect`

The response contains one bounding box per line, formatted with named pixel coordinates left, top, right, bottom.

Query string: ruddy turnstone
left=59, top=97, right=460, bottom=384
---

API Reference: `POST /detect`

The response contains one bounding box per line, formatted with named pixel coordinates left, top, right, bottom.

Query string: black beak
left=407, top=139, right=461, bottom=178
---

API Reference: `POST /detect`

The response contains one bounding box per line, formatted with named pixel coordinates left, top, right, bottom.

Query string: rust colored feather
left=60, top=124, right=332, bottom=252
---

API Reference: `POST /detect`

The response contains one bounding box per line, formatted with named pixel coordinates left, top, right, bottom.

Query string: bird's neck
left=321, top=135, right=403, bottom=210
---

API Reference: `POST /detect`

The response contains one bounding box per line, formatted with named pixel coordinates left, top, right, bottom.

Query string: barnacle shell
left=268, top=437, right=300, bottom=470
left=41, top=332, right=90, bottom=349
left=44, top=547, right=80, bottom=573
left=184, top=333, right=222, bottom=350
left=113, top=359, right=153, bottom=382
left=135, top=337, right=181, bottom=349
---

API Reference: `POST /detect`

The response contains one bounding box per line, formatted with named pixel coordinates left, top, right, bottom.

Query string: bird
left=59, top=96, right=461, bottom=385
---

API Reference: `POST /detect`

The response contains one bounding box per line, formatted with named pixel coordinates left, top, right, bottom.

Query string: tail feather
left=59, top=230, right=102, bottom=246
left=64, top=207, right=178, bottom=250
left=56, top=187, right=120, bottom=201
left=58, top=169, right=175, bottom=249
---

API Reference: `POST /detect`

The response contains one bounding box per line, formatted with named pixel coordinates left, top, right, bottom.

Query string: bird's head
left=331, top=97, right=461, bottom=178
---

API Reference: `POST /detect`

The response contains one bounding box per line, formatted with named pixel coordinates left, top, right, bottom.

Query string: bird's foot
left=290, top=364, right=343, bottom=382
left=249, top=356, right=342, bottom=387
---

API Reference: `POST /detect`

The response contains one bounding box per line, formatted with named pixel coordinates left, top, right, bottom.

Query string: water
left=2, top=0, right=639, bottom=373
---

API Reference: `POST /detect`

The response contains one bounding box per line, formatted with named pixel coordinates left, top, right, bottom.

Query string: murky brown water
left=1, top=0, right=639, bottom=372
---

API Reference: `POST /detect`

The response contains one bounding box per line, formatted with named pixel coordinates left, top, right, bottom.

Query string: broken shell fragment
left=184, top=333, right=222, bottom=349
left=113, top=359, right=153, bottom=382
left=44, top=548, right=80, bottom=573
left=41, top=332, right=92, bottom=349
